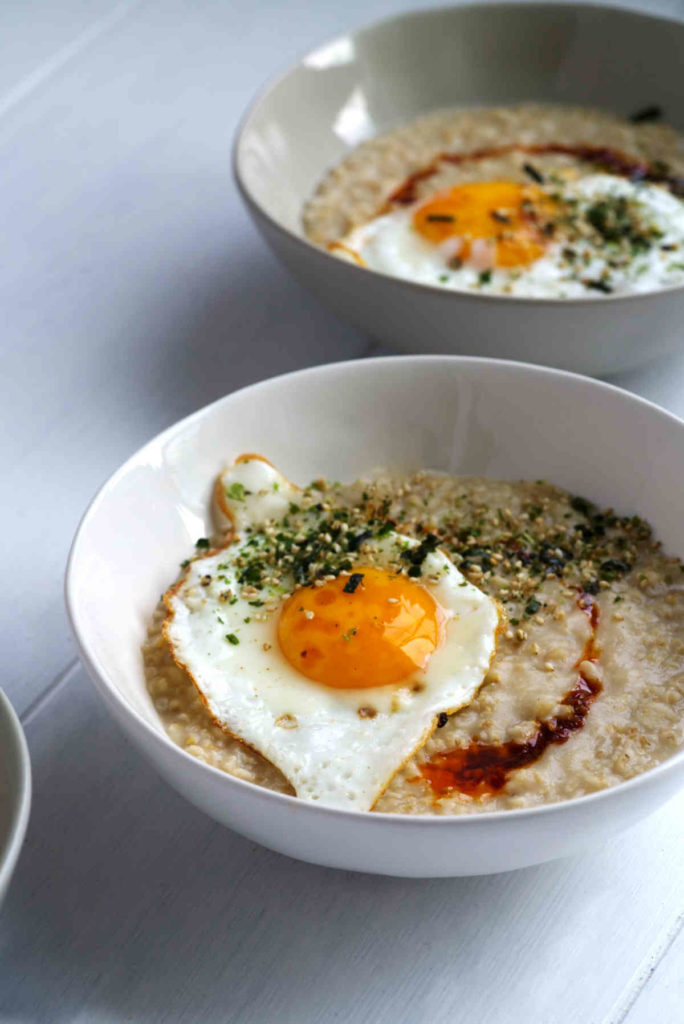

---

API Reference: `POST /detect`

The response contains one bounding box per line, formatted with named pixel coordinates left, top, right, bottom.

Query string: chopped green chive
left=226, top=482, right=248, bottom=502
left=523, top=162, right=544, bottom=183
left=629, top=105, right=662, bottom=124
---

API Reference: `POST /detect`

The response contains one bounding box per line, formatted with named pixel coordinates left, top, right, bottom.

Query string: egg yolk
left=278, top=566, right=445, bottom=689
left=413, top=181, right=555, bottom=267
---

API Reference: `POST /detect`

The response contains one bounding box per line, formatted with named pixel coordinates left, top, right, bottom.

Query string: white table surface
left=2, top=0, right=683, bottom=1020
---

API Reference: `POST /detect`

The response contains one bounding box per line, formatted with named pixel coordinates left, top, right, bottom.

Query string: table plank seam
left=0, top=0, right=143, bottom=123
left=604, top=908, right=684, bottom=1024
left=19, top=656, right=81, bottom=726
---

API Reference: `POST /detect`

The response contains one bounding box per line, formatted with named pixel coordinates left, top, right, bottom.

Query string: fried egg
left=164, top=457, right=500, bottom=811
left=332, top=174, right=684, bottom=297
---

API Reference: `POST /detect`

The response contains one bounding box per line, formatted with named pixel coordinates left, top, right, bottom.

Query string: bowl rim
left=0, top=689, right=31, bottom=897
left=66, top=353, right=684, bottom=827
left=233, top=0, right=684, bottom=309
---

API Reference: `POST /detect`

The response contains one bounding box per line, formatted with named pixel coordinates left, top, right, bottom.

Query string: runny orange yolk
left=277, top=566, right=445, bottom=689
left=413, top=181, right=555, bottom=268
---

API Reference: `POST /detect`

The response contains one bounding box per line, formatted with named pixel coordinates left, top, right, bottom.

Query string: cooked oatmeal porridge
left=302, top=104, right=684, bottom=298
left=144, top=461, right=684, bottom=815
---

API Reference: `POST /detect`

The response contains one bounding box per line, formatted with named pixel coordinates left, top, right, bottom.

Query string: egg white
left=214, top=455, right=296, bottom=535
left=335, top=174, right=684, bottom=298
left=164, top=460, right=500, bottom=811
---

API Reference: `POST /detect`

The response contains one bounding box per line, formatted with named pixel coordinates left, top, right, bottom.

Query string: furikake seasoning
left=183, top=473, right=675, bottom=633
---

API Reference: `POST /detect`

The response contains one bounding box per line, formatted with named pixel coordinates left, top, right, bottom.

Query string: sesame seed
left=579, top=661, right=601, bottom=685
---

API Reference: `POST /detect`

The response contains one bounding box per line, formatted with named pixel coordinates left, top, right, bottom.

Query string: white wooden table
left=2, top=1, right=683, bottom=1020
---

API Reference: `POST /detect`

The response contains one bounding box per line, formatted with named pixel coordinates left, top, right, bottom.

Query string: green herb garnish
left=629, top=105, right=662, bottom=124
left=226, top=482, right=249, bottom=502
left=523, top=162, right=544, bottom=184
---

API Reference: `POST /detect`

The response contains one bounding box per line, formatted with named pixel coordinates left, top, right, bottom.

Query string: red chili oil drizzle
left=386, top=143, right=684, bottom=207
left=420, top=595, right=601, bottom=799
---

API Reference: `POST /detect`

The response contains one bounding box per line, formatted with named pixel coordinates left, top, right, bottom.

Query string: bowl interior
left=69, top=357, right=684, bottom=751
left=236, top=3, right=684, bottom=236
left=0, top=691, right=30, bottom=899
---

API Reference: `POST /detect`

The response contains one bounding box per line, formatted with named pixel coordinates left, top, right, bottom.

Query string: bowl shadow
left=0, top=667, right=590, bottom=1024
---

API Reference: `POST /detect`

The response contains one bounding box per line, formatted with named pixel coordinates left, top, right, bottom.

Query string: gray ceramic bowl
left=0, top=690, right=31, bottom=907
left=235, top=2, right=684, bottom=376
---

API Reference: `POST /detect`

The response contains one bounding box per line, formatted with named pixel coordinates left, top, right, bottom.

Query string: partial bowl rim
left=0, top=689, right=31, bottom=899
left=66, top=353, right=684, bottom=827
left=233, top=0, right=684, bottom=308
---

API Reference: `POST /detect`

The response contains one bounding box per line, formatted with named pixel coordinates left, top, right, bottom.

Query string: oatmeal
left=144, top=466, right=684, bottom=814
left=302, top=104, right=684, bottom=298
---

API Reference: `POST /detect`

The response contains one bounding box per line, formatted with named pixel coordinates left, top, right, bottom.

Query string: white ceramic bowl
left=0, top=690, right=31, bottom=906
left=235, top=2, right=684, bottom=377
left=66, top=356, right=684, bottom=877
